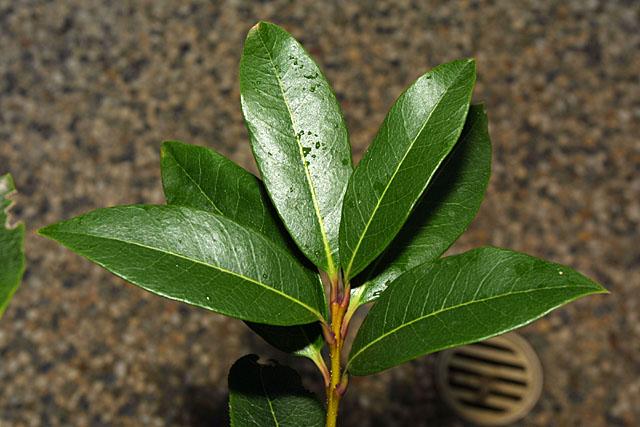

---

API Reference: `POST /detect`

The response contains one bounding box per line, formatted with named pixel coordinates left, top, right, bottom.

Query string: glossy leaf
left=229, top=354, right=325, bottom=427
left=340, top=59, right=476, bottom=279
left=353, top=104, right=491, bottom=306
left=247, top=322, right=324, bottom=363
left=38, top=205, right=327, bottom=325
left=240, top=21, right=352, bottom=278
left=348, top=247, right=607, bottom=376
left=161, top=141, right=291, bottom=249
left=0, top=174, right=25, bottom=317
left=161, top=141, right=324, bottom=359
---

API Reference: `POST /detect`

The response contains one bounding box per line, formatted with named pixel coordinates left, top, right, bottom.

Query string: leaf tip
left=459, top=57, right=475, bottom=68
left=454, top=57, right=476, bottom=78
left=250, top=20, right=271, bottom=33
left=0, top=173, right=16, bottom=196
left=1, top=173, right=21, bottom=230
left=36, top=223, right=60, bottom=240
left=593, top=283, right=610, bottom=295
left=160, top=139, right=185, bottom=151
left=249, top=20, right=284, bottom=37
left=159, top=141, right=174, bottom=159
left=471, top=101, right=486, bottom=111
left=250, top=21, right=262, bottom=32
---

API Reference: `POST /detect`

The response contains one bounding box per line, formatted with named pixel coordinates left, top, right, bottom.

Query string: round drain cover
left=435, top=333, right=543, bottom=426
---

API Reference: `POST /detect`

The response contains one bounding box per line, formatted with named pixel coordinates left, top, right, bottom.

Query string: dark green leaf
left=340, top=59, right=476, bottom=279
left=348, top=247, right=606, bottom=376
left=229, top=354, right=325, bottom=427
left=161, top=141, right=291, bottom=249
left=353, top=104, right=491, bottom=306
left=247, top=322, right=324, bottom=362
left=0, top=174, right=25, bottom=317
left=240, top=21, right=352, bottom=278
left=39, top=205, right=327, bottom=325
left=161, top=141, right=323, bottom=358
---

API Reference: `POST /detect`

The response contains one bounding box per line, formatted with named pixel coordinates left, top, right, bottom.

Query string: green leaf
left=38, top=205, right=327, bottom=325
left=229, top=354, right=325, bottom=427
left=160, top=141, right=323, bottom=359
left=240, top=21, right=352, bottom=278
left=247, top=322, right=324, bottom=362
left=161, top=141, right=291, bottom=249
left=340, top=59, right=476, bottom=279
left=0, top=174, right=25, bottom=318
left=348, top=247, right=607, bottom=376
left=353, top=104, right=491, bottom=306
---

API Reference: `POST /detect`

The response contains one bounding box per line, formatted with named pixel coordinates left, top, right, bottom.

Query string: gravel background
left=1, top=1, right=638, bottom=426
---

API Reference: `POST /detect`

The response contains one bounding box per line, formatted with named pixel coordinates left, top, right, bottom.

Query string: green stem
left=325, top=276, right=350, bottom=427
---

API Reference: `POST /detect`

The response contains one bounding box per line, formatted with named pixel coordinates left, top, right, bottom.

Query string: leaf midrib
left=253, top=26, right=336, bottom=276
left=46, top=228, right=324, bottom=321
left=259, top=367, right=280, bottom=427
left=348, top=284, right=601, bottom=368
left=344, top=62, right=472, bottom=278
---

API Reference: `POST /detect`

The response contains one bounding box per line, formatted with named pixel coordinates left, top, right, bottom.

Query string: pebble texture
left=1, top=1, right=638, bottom=426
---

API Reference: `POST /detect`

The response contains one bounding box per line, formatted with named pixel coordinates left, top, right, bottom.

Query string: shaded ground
left=1, top=1, right=638, bottom=426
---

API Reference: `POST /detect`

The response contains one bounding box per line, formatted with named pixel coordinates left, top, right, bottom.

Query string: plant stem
left=325, top=276, right=349, bottom=427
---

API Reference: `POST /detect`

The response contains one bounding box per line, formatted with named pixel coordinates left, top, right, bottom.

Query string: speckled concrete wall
left=0, top=1, right=638, bottom=426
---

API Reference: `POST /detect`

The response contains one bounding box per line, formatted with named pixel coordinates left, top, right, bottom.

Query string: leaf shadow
left=340, top=356, right=465, bottom=427
left=241, top=324, right=326, bottom=395
left=180, top=384, right=229, bottom=427
left=244, top=318, right=465, bottom=426
left=145, top=364, right=229, bottom=427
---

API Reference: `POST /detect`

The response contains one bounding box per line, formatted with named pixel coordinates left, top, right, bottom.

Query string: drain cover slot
left=436, top=333, right=543, bottom=426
